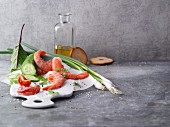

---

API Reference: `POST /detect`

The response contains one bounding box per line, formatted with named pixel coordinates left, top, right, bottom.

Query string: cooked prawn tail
left=65, top=71, right=89, bottom=80
left=34, top=50, right=52, bottom=73
left=52, top=57, right=64, bottom=71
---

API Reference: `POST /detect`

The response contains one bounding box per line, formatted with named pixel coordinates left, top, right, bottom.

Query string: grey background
left=0, top=0, right=169, bottom=62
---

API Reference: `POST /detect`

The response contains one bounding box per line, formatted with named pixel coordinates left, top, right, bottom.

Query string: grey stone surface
left=0, top=60, right=170, bottom=127
left=0, top=0, right=170, bottom=61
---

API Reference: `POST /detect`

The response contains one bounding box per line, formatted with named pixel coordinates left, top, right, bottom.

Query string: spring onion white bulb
left=93, top=80, right=106, bottom=90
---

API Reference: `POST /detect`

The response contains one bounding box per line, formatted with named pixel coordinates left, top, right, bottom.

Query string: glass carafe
left=54, top=13, right=74, bottom=56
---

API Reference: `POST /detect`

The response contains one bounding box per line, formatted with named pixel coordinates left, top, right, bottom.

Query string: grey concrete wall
left=0, top=0, right=169, bottom=62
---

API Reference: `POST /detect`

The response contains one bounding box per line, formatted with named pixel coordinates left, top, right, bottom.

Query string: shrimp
left=52, top=56, right=89, bottom=80
left=64, top=71, right=89, bottom=80
left=34, top=50, right=52, bottom=73
left=36, top=68, right=46, bottom=75
left=52, top=57, right=64, bottom=71
left=42, top=71, right=65, bottom=91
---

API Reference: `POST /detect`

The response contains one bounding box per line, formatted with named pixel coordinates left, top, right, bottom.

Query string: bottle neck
left=59, top=13, right=71, bottom=24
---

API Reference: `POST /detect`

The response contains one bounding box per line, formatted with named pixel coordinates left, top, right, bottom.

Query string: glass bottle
left=54, top=13, right=74, bottom=56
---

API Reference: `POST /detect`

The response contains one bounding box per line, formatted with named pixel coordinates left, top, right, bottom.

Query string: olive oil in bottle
left=54, top=13, right=74, bottom=56
left=54, top=45, right=73, bottom=57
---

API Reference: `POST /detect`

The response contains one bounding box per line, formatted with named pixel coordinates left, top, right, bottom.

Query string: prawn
left=34, top=50, right=52, bottom=73
left=52, top=57, right=89, bottom=80
left=52, top=57, right=64, bottom=72
left=36, top=68, right=46, bottom=75
left=64, top=71, right=89, bottom=80
left=42, top=71, right=65, bottom=91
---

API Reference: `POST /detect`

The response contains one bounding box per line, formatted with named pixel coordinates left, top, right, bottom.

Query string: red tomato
left=18, top=75, right=31, bottom=87
left=17, top=85, right=40, bottom=96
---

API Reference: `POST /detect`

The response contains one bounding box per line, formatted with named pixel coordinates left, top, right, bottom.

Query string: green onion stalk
left=0, top=51, right=13, bottom=54
left=22, top=42, right=122, bottom=94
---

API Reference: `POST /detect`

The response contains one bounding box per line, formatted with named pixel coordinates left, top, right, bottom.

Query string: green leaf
left=9, top=78, right=18, bottom=85
left=48, top=90, right=59, bottom=95
left=10, top=24, right=28, bottom=72
left=10, top=45, right=28, bottom=72
left=37, top=76, right=49, bottom=87
left=73, top=82, right=81, bottom=87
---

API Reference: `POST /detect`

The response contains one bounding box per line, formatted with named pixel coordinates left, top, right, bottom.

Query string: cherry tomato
left=18, top=75, right=31, bottom=87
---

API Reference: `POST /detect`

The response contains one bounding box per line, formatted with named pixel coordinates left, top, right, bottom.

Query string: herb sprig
left=48, top=90, right=59, bottom=95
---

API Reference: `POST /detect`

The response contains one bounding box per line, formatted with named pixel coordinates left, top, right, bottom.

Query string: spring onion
left=0, top=51, right=13, bottom=54
left=21, top=42, right=122, bottom=94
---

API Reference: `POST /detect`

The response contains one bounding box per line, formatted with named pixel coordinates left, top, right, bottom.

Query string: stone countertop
left=0, top=60, right=169, bottom=127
